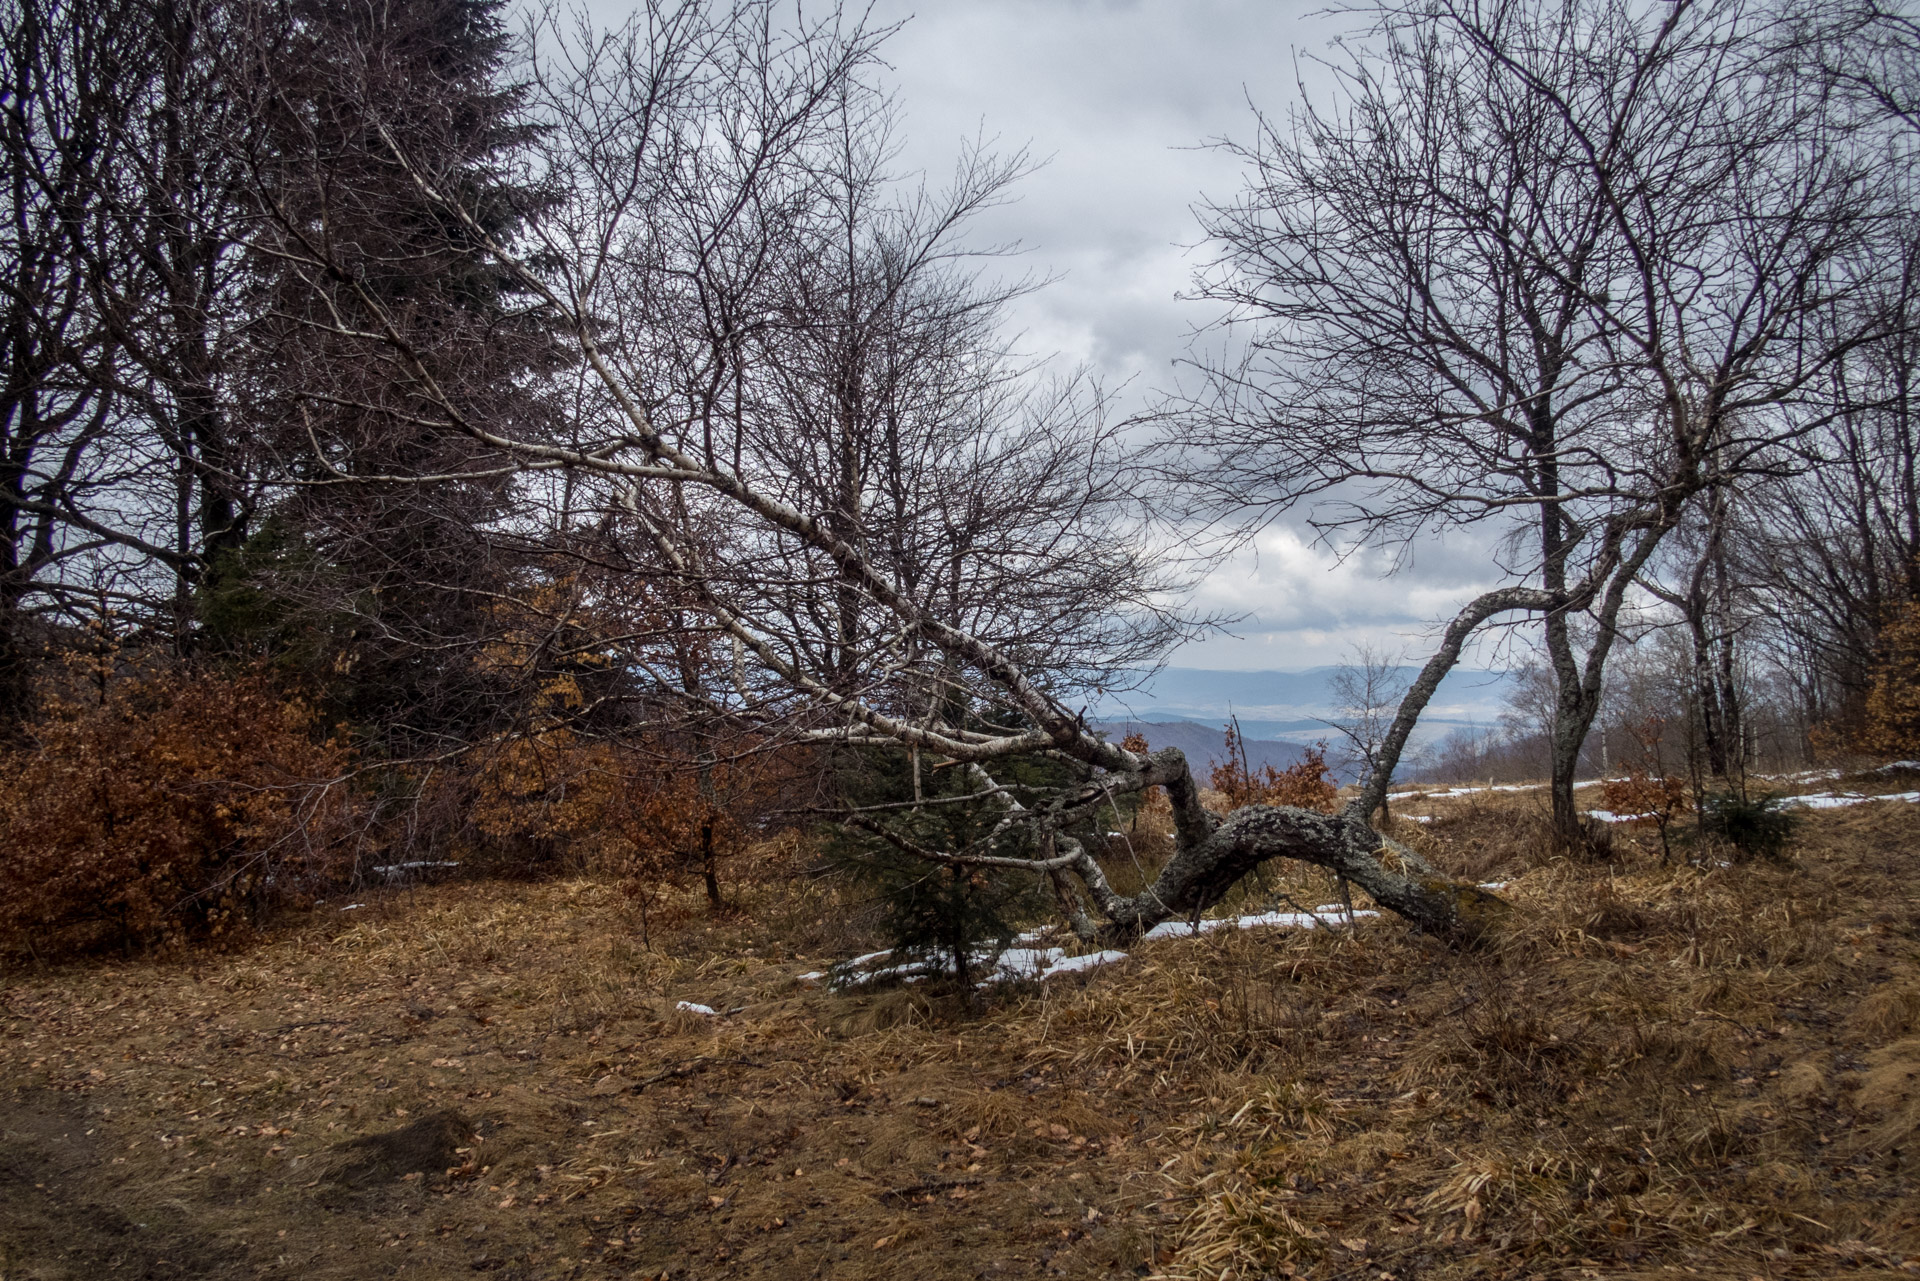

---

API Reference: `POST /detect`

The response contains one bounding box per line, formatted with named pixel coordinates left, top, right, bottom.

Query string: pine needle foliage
left=824, top=743, right=1061, bottom=990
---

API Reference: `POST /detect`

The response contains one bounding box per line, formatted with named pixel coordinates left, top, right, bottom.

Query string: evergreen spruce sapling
left=828, top=741, right=1061, bottom=990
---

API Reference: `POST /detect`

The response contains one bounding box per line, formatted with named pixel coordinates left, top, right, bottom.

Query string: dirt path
left=0, top=880, right=1173, bottom=1279
left=0, top=1087, right=251, bottom=1279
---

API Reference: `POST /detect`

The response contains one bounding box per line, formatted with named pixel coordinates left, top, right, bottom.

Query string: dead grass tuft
left=1858, top=982, right=1920, bottom=1037
left=1420, top=1148, right=1576, bottom=1228
left=1854, top=1037, right=1920, bottom=1159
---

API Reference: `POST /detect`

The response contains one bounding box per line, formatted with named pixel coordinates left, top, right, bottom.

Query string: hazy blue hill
left=1092, top=718, right=1316, bottom=779
left=1088, top=664, right=1514, bottom=745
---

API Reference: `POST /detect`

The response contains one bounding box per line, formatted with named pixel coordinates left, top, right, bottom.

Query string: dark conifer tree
left=230, top=0, right=563, bottom=747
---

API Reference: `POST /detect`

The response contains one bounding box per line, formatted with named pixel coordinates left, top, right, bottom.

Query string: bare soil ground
left=5, top=777, right=1920, bottom=1280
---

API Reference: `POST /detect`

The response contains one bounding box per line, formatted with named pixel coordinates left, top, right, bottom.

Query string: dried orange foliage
left=453, top=587, right=773, bottom=892
left=1121, top=731, right=1173, bottom=821
left=1861, top=598, right=1920, bottom=756
left=465, top=732, right=750, bottom=877
left=460, top=673, right=790, bottom=906
left=0, top=662, right=352, bottom=956
left=1598, top=718, right=1690, bottom=860
left=1599, top=770, right=1689, bottom=823
left=1209, top=722, right=1339, bottom=812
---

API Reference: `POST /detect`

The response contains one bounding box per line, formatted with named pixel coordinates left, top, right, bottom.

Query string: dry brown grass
left=3, top=781, right=1920, bottom=1279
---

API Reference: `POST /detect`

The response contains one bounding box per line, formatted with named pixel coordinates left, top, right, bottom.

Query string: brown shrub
left=460, top=721, right=803, bottom=917
left=0, top=661, right=354, bottom=957
left=1861, top=598, right=1920, bottom=757
left=1210, top=721, right=1339, bottom=812
left=1599, top=769, right=1689, bottom=861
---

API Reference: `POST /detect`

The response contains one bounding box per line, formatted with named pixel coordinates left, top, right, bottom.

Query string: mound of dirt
left=310, top=1108, right=481, bottom=1200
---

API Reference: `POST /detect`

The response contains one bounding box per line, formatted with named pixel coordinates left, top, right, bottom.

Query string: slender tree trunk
left=0, top=433, right=32, bottom=735
left=1543, top=609, right=1591, bottom=846
left=0, top=583, right=30, bottom=739
left=1688, top=582, right=1730, bottom=777
left=1547, top=690, right=1603, bottom=848
left=1531, top=395, right=1589, bottom=846
left=699, top=817, right=720, bottom=909
left=1711, top=541, right=1743, bottom=778
left=947, top=869, right=972, bottom=993
left=1542, top=519, right=1671, bottom=846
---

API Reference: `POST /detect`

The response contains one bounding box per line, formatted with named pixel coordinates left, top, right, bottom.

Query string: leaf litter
left=2, top=782, right=1920, bottom=1278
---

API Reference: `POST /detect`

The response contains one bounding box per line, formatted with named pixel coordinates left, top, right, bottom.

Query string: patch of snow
left=1595, top=786, right=1920, bottom=819
left=339, top=903, right=364, bottom=911
left=987, top=947, right=1063, bottom=979
left=1587, top=809, right=1654, bottom=823
left=1418, top=779, right=1612, bottom=798
left=1039, top=950, right=1128, bottom=979
left=1478, top=881, right=1509, bottom=892
left=675, top=1001, right=719, bottom=1017
left=1144, top=913, right=1295, bottom=939
left=826, top=906, right=1382, bottom=993
left=858, top=962, right=932, bottom=986
left=1226, top=909, right=1318, bottom=931
left=829, top=951, right=949, bottom=989
left=1781, top=790, right=1920, bottom=810
left=370, top=861, right=460, bottom=876
left=1876, top=761, right=1920, bottom=774
left=831, top=942, right=1122, bottom=991
left=1140, top=908, right=1378, bottom=940
left=1404, top=814, right=1434, bottom=822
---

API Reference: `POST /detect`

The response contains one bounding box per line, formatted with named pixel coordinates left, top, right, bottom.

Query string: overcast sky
left=563, top=0, right=1517, bottom=671
left=862, top=0, right=1323, bottom=386
left=843, top=1, right=1517, bottom=672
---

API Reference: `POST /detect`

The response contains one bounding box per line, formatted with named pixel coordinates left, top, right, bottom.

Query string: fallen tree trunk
left=1057, top=747, right=1509, bottom=945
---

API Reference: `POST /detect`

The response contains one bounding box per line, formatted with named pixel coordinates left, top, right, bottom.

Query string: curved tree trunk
left=1060, top=748, right=1508, bottom=946
left=1036, top=586, right=1569, bottom=947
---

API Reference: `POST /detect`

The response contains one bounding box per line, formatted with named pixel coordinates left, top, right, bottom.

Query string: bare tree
left=0, top=0, right=339, bottom=683
left=1321, top=642, right=1411, bottom=819
left=1641, top=492, right=1756, bottom=782
left=0, top=0, right=120, bottom=728
left=0, top=0, right=263, bottom=724
left=1166, top=0, right=1910, bottom=846
left=56, top=0, right=271, bottom=634
left=1728, top=201, right=1920, bottom=744
left=243, top=0, right=1509, bottom=942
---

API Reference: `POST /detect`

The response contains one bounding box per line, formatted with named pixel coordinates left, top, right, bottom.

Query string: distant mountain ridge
left=1087, top=664, right=1515, bottom=746
left=1092, top=718, right=1320, bottom=780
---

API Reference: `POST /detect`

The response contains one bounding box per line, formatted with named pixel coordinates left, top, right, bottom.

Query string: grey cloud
left=567, top=0, right=1519, bottom=671
left=864, top=2, right=1532, bottom=669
